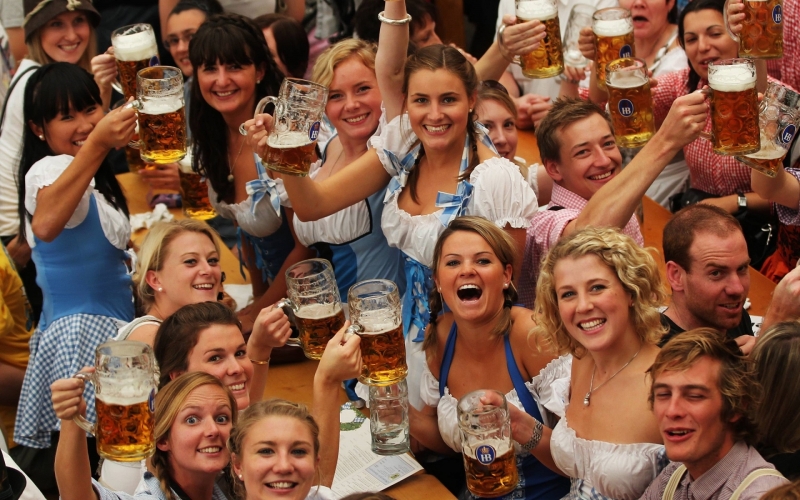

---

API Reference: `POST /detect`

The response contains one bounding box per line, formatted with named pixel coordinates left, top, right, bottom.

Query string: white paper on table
left=331, top=403, right=423, bottom=498
left=223, top=284, right=254, bottom=312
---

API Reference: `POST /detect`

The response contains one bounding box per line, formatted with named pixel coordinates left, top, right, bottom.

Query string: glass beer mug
left=513, top=0, right=564, bottom=78
left=248, top=78, right=328, bottom=176
left=592, top=8, right=635, bottom=90
left=276, top=259, right=345, bottom=360
left=605, top=58, right=656, bottom=148
left=726, top=0, right=783, bottom=59
left=346, top=279, right=407, bottom=386
left=736, top=81, right=800, bottom=177
left=73, top=341, right=158, bottom=462
left=703, top=58, right=760, bottom=156
left=563, top=4, right=596, bottom=69
left=369, top=379, right=411, bottom=455
left=111, top=23, right=160, bottom=99
left=457, top=390, right=519, bottom=498
left=178, top=149, right=217, bottom=220
left=130, top=66, right=188, bottom=164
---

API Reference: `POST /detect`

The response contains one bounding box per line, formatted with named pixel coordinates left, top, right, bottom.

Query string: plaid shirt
left=766, top=0, right=800, bottom=90
left=640, top=442, right=787, bottom=500
left=775, top=167, right=800, bottom=225
left=519, top=184, right=643, bottom=308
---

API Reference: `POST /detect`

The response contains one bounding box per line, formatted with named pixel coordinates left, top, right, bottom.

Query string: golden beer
left=741, top=142, right=786, bottom=177
left=178, top=166, right=216, bottom=219
left=593, top=9, right=634, bottom=90
left=95, top=396, right=155, bottom=462
left=358, top=323, right=407, bottom=386
left=294, top=304, right=346, bottom=359
left=606, top=58, right=655, bottom=147
left=138, top=105, right=187, bottom=164
left=116, top=59, right=152, bottom=99
left=263, top=131, right=317, bottom=176
left=738, top=0, right=783, bottom=59
left=463, top=444, right=519, bottom=498
left=516, top=0, right=563, bottom=78
left=125, top=145, right=146, bottom=173
left=708, top=61, right=760, bottom=156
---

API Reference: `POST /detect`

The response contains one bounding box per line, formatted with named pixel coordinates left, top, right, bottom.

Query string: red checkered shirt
left=519, top=184, right=644, bottom=308
left=776, top=167, right=800, bottom=224
left=766, top=0, right=800, bottom=90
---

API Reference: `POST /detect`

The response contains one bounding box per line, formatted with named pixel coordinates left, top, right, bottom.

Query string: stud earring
left=38, top=134, right=45, bottom=141
left=256, top=79, right=261, bottom=84
left=158, top=287, right=163, bottom=292
left=238, top=474, right=242, bottom=480
left=503, top=283, right=509, bottom=289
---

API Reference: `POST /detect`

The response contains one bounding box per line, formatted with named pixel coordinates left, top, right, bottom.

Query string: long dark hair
left=678, top=0, right=726, bottom=93
left=17, top=62, right=128, bottom=240
left=253, top=14, right=310, bottom=79
left=189, top=13, right=283, bottom=203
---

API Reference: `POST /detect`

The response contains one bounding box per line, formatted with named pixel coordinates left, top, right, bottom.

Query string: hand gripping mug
left=346, top=279, right=407, bottom=386
left=245, top=78, right=328, bottom=176
left=736, top=81, right=800, bottom=177
left=369, top=379, right=411, bottom=455
left=511, top=0, right=564, bottom=78
left=726, top=0, right=783, bottom=59
left=129, top=66, right=188, bottom=164
left=457, top=390, right=519, bottom=498
left=592, top=8, right=635, bottom=90
left=702, top=58, right=761, bottom=156
left=73, top=341, right=159, bottom=462
left=111, top=24, right=160, bottom=99
left=276, top=258, right=345, bottom=360
left=605, top=57, right=656, bottom=148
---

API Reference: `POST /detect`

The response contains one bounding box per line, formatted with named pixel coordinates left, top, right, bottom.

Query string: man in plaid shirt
left=518, top=94, right=708, bottom=307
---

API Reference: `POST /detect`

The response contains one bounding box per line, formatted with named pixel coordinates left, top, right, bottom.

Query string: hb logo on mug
left=477, top=445, right=496, bottom=465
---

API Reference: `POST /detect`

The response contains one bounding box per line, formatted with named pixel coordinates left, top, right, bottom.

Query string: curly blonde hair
left=532, top=227, right=667, bottom=358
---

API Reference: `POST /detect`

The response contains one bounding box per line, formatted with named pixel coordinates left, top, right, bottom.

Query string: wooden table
left=117, top=172, right=248, bottom=284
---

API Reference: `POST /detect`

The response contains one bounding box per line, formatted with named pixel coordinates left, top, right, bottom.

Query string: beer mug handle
left=697, top=88, right=713, bottom=143
left=343, top=324, right=363, bottom=343
left=125, top=100, right=144, bottom=149
left=497, top=24, right=522, bottom=66
left=723, top=0, right=741, bottom=43
left=239, top=96, right=277, bottom=136
left=71, top=372, right=97, bottom=437
left=274, top=299, right=302, bottom=347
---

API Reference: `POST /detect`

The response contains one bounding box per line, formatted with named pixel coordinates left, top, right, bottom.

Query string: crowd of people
left=1, top=0, right=800, bottom=498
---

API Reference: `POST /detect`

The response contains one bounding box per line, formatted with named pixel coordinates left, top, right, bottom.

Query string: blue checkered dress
left=14, top=313, right=121, bottom=448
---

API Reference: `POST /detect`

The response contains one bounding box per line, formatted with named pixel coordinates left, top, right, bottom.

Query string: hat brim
left=24, top=0, right=101, bottom=42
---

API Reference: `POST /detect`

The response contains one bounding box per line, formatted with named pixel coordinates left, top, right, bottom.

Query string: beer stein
left=368, top=379, right=411, bottom=455
left=702, top=58, right=760, bottom=156
left=111, top=24, right=160, bottom=99
left=457, top=390, right=519, bottom=498
left=736, top=81, right=800, bottom=177
left=346, top=279, right=407, bottom=386
left=276, top=259, right=345, bottom=360
left=131, top=66, right=188, bottom=164
left=178, top=150, right=217, bottom=219
left=247, top=78, right=328, bottom=176
left=592, top=8, right=635, bottom=90
left=726, top=0, right=783, bottom=59
left=563, top=4, right=596, bottom=69
left=605, top=58, right=655, bottom=148
left=73, top=341, right=158, bottom=462
left=513, top=0, right=564, bottom=78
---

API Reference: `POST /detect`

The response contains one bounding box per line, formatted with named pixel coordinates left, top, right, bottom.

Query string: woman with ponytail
left=52, top=371, right=236, bottom=500
left=411, top=216, right=568, bottom=500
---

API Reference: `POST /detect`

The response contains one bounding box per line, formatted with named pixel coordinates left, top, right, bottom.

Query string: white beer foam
left=114, top=30, right=158, bottom=62
left=746, top=142, right=785, bottom=160
left=593, top=18, right=633, bottom=37
left=356, top=309, right=399, bottom=334
left=295, top=303, right=342, bottom=320
left=709, top=64, right=756, bottom=91
left=141, top=98, right=184, bottom=115
left=608, top=72, right=647, bottom=88
left=516, top=1, right=557, bottom=21
left=268, top=130, right=314, bottom=148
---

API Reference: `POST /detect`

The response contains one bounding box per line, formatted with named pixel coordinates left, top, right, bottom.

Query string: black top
left=659, top=309, right=753, bottom=347
left=759, top=448, right=800, bottom=480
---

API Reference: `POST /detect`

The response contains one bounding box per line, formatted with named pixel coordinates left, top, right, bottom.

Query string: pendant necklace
left=583, top=346, right=642, bottom=406
left=228, top=135, right=246, bottom=183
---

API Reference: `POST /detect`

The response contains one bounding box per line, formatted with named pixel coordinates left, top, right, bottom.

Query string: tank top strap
left=438, top=321, right=458, bottom=398
left=504, top=335, right=542, bottom=420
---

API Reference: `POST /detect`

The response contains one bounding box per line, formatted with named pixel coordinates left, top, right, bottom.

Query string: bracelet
left=377, top=11, right=412, bottom=25
left=519, top=419, right=544, bottom=452
left=250, top=357, right=270, bottom=365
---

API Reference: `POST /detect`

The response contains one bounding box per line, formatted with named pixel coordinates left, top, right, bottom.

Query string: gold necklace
left=583, top=346, right=642, bottom=406
left=227, top=135, right=246, bottom=183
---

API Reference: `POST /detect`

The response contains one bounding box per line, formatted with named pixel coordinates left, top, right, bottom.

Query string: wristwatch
left=737, top=192, right=748, bottom=211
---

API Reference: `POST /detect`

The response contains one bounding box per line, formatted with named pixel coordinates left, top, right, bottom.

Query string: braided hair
left=189, top=13, right=283, bottom=203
